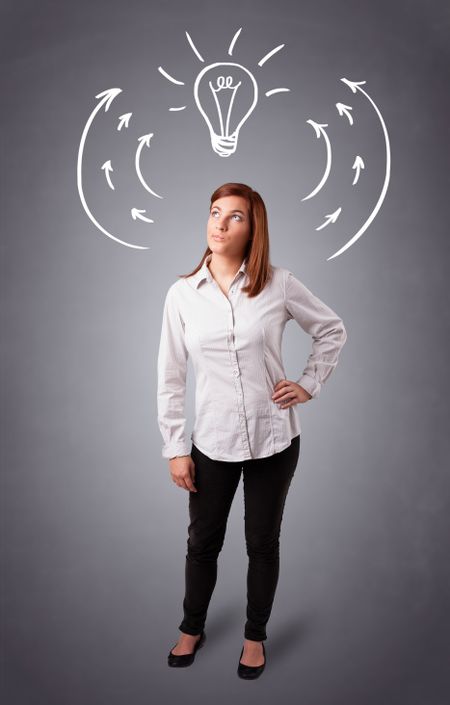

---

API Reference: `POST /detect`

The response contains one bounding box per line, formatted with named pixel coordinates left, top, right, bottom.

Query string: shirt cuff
left=296, top=374, right=321, bottom=399
left=162, top=443, right=191, bottom=459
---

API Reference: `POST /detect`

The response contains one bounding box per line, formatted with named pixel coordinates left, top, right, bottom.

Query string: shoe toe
left=167, top=631, right=206, bottom=668
left=237, top=642, right=266, bottom=679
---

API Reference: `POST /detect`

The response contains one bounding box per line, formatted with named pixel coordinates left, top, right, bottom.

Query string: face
left=207, top=195, right=252, bottom=258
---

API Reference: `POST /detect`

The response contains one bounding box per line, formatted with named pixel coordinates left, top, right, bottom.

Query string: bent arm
left=284, top=270, right=348, bottom=399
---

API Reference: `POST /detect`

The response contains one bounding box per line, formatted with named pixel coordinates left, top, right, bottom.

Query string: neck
left=208, top=252, right=245, bottom=279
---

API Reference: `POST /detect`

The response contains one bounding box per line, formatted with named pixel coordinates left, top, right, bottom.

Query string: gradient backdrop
left=1, top=0, right=449, bottom=703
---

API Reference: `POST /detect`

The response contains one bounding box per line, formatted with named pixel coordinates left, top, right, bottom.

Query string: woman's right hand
left=169, top=455, right=198, bottom=492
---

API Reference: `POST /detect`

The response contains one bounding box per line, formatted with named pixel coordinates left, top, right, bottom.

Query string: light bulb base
left=211, top=132, right=238, bottom=157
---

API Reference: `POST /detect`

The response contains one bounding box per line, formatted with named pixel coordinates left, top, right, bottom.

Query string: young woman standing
left=157, top=182, right=347, bottom=678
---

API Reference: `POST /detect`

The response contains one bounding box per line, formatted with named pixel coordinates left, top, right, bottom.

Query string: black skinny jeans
left=178, top=434, right=300, bottom=642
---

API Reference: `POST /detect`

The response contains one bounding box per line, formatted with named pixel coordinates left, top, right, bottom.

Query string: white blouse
left=157, top=253, right=347, bottom=462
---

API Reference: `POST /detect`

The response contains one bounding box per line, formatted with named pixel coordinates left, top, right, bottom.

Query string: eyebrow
left=210, top=206, right=246, bottom=215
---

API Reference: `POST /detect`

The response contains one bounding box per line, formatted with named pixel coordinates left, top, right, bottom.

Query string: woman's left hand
left=272, top=379, right=312, bottom=408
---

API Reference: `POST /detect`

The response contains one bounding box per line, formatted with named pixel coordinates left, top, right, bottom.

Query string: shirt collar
left=192, top=253, right=247, bottom=289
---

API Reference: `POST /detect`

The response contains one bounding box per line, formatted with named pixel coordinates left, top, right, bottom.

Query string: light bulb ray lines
left=258, top=44, right=285, bottom=67
left=301, top=121, right=331, bottom=201
left=135, top=134, right=163, bottom=199
left=265, top=88, right=290, bottom=96
left=160, top=28, right=287, bottom=157
left=185, top=31, right=205, bottom=62
left=77, top=87, right=149, bottom=250
left=157, top=66, right=185, bottom=85
left=327, top=77, right=391, bottom=260
left=228, top=27, right=242, bottom=55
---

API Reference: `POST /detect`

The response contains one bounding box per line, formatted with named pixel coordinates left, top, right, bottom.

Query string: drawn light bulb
left=193, top=62, right=258, bottom=157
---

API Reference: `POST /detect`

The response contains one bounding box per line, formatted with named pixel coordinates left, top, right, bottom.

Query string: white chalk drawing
left=351, top=156, right=365, bottom=185
left=117, top=113, right=132, bottom=130
left=135, top=134, right=163, bottom=199
left=101, top=160, right=115, bottom=190
left=316, top=207, right=342, bottom=231
left=303, top=77, right=390, bottom=260
left=301, top=121, right=331, bottom=202
left=324, top=78, right=391, bottom=260
left=336, top=102, right=354, bottom=125
left=158, top=28, right=290, bottom=157
left=77, top=32, right=390, bottom=258
left=193, top=64, right=258, bottom=158
left=131, top=208, right=154, bottom=223
left=77, top=88, right=150, bottom=250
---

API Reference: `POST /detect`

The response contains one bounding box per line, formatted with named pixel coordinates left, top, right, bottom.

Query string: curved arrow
left=101, top=160, right=115, bottom=190
left=77, top=88, right=149, bottom=250
left=336, top=102, right=353, bottom=125
left=131, top=208, right=154, bottom=223
left=301, top=120, right=331, bottom=201
left=351, top=155, right=365, bottom=185
left=327, top=78, right=391, bottom=260
left=135, top=134, right=163, bottom=199
left=316, top=207, right=342, bottom=230
left=117, top=112, right=132, bottom=130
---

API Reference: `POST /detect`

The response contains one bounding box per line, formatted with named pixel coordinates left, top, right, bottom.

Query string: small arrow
left=316, top=207, right=342, bottom=231
left=101, top=160, right=115, bottom=190
left=336, top=102, right=354, bottom=125
left=117, top=112, right=132, bottom=130
left=131, top=208, right=154, bottom=223
left=351, top=155, right=365, bottom=185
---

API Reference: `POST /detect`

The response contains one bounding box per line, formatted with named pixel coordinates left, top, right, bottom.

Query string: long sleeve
left=284, top=270, right=347, bottom=399
left=157, top=284, right=190, bottom=459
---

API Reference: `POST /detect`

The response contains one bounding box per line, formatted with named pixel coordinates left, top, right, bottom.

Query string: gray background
left=1, top=0, right=449, bottom=703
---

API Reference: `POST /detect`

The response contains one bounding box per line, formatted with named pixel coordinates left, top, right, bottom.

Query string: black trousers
left=178, top=434, right=300, bottom=641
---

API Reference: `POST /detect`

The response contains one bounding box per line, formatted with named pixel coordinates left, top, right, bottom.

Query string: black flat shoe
left=167, top=630, right=206, bottom=667
left=237, top=641, right=266, bottom=679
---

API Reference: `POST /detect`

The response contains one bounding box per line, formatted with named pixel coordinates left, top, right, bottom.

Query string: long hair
left=178, top=182, right=273, bottom=298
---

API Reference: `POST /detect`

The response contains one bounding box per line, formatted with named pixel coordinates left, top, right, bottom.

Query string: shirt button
left=233, top=369, right=239, bottom=376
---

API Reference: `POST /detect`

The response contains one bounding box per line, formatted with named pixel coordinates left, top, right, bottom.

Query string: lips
left=213, top=236, right=225, bottom=241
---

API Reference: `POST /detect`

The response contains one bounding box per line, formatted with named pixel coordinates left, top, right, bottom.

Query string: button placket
left=226, top=297, right=251, bottom=455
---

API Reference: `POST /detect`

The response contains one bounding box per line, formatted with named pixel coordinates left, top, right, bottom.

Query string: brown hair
left=178, top=182, right=273, bottom=298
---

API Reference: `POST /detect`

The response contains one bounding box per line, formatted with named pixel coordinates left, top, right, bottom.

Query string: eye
left=209, top=210, right=243, bottom=221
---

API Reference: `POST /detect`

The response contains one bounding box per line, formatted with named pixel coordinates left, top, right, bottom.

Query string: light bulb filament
left=209, top=76, right=242, bottom=137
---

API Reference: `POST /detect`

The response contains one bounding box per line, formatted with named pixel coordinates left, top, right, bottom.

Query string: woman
left=157, top=182, right=347, bottom=679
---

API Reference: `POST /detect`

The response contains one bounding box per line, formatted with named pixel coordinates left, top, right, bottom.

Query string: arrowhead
left=340, top=78, right=366, bottom=93
left=138, top=133, right=154, bottom=147
left=95, top=88, right=122, bottom=111
left=306, top=119, right=328, bottom=138
left=119, top=112, right=132, bottom=123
